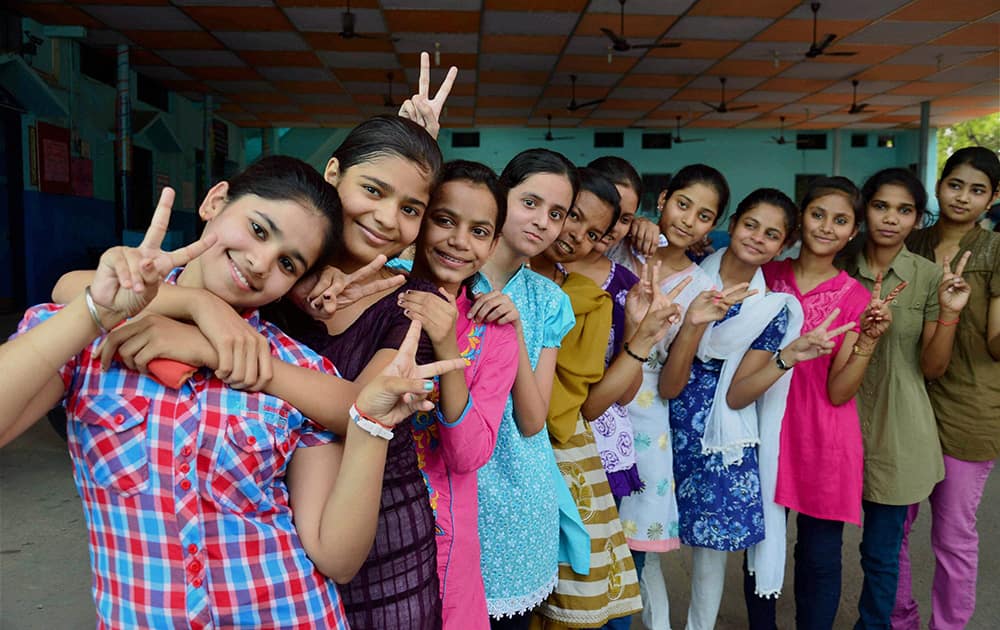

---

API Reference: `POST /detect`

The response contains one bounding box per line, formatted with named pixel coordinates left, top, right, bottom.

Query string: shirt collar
left=853, top=245, right=915, bottom=284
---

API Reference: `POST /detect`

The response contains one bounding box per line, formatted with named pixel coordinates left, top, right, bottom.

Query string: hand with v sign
left=858, top=272, right=908, bottom=344
left=397, top=51, right=458, bottom=140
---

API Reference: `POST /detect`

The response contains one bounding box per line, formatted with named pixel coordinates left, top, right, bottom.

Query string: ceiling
left=13, top=0, right=1000, bottom=131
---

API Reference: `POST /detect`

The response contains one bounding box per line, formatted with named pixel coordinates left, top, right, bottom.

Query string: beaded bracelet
left=937, top=318, right=959, bottom=327
left=622, top=342, right=646, bottom=363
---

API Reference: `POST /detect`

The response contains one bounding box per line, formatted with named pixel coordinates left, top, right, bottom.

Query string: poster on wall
left=71, top=158, right=93, bottom=198
left=37, top=121, right=72, bottom=195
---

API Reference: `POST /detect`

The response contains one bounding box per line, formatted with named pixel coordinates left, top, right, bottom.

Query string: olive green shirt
left=907, top=226, right=1000, bottom=462
left=844, top=247, right=945, bottom=505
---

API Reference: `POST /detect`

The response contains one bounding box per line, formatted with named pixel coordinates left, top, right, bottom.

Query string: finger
left=344, top=255, right=388, bottom=285
left=164, top=233, right=218, bottom=270
left=238, top=340, right=258, bottom=391
left=139, top=187, right=175, bottom=251
left=439, top=286, right=458, bottom=306
left=254, top=342, right=273, bottom=392
left=215, top=338, right=234, bottom=380
left=111, top=250, right=133, bottom=290
left=872, top=272, right=883, bottom=301
left=665, top=275, right=694, bottom=301
left=398, top=99, right=413, bottom=120
left=720, top=282, right=751, bottom=299
left=418, top=51, right=430, bottom=98
left=815, top=307, right=841, bottom=333
left=432, top=65, right=459, bottom=107
left=309, top=266, right=339, bottom=302
left=825, top=321, right=856, bottom=339
left=954, top=251, right=971, bottom=277
left=941, top=253, right=952, bottom=275
left=416, top=357, right=467, bottom=380
left=883, top=281, right=908, bottom=304
left=355, top=273, right=406, bottom=301
left=124, top=249, right=146, bottom=293
left=396, top=319, right=423, bottom=362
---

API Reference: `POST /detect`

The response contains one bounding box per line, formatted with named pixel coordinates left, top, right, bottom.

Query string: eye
left=620, top=215, right=632, bottom=225
left=767, top=231, right=781, bottom=241
left=362, top=184, right=380, bottom=196
left=251, top=221, right=266, bottom=239
left=567, top=208, right=579, bottom=221
left=550, top=209, right=565, bottom=221
left=972, top=187, right=987, bottom=196
left=522, top=197, right=536, bottom=208
left=279, top=256, right=296, bottom=273
left=835, top=216, right=849, bottom=225
left=899, top=206, right=913, bottom=215
left=472, top=226, right=491, bottom=238
left=587, top=231, right=601, bottom=242
left=677, top=199, right=689, bottom=209
left=434, top=215, right=455, bottom=227
left=872, top=201, right=886, bottom=211
left=401, top=205, right=421, bottom=217
left=699, top=212, right=713, bottom=222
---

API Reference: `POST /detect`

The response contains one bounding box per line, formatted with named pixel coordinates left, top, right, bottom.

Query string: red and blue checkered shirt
left=16, top=300, right=349, bottom=630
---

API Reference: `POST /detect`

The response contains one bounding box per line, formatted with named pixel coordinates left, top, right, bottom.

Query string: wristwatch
left=774, top=351, right=793, bottom=371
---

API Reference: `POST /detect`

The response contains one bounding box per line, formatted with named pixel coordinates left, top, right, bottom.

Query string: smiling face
left=866, top=184, right=919, bottom=249
left=937, top=163, right=998, bottom=225
left=416, top=179, right=500, bottom=292
left=728, top=202, right=789, bottom=267
left=800, top=192, right=857, bottom=257
left=593, top=183, right=639, bottom=255
left=190, top=186, right=327, bottom=309
left=657, top=183, right=719, bottom=248
left=326, top=154, right=433, bottom=268
left=501, top=172, right=575, bottom=258
left=543, top=189, right=615, bottom=264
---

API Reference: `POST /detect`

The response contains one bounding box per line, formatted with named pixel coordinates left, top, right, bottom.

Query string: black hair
left=226, top=155, right=343, bottom=270
left=861, top=168, right=928, bottom=221
left=940, top=146, right=1000, bottom=193
left=730, top=188, right=799, bottom=244
left=800, top=176, right=864, bottom=225
left=331, top=115, right=443, bottom=186
left=576, top=166, right=622, bottom=237
left=660, top=164, right=730, bottom=225
left=437, top=160, right=508, bottom=237
left=587, top=156, right=642, bottom=202
left=500, top=148, right=580, bottom=203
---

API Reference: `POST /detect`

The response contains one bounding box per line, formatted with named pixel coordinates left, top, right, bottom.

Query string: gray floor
left=1, top=419, right=997, bottom=629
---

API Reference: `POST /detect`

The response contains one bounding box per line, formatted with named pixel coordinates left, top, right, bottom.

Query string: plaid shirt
left=17, top=297, right=349, bottom=629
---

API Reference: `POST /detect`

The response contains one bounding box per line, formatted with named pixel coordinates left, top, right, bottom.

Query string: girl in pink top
left=755, top=177, right=904, bottom=630
left=397, top=161, right=519, bottom=630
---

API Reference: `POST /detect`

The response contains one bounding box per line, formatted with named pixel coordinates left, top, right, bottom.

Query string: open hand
left=397, top=51, right=458, bottom=140
left=628, top=217, right=660, bottom=258
left=292, top=255, right=405, bottom=320
left=398, top=287, right=459, bottom=347
left=938, top=251, right=971, bottom=316
left=91, top=188, right=216, bottom=320
left=685, top=283, right=758, bottom=326
left=860, top=272, right=907, bottom=341
left=780, top=308, right=857, bottom=366
left=467, top=290, right=521, bottom=327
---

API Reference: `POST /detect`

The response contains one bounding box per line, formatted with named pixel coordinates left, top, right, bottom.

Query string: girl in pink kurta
left=397, top=160, right=519, bottom=630
left=751, top=177, right=901, bottom=630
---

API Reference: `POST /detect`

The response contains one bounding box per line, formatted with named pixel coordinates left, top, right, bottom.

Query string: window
left=451, top=131, right=479, bottom=148
left=594, top=131, right=623, bottom=148
left=641, top=133, right=672, bottom=149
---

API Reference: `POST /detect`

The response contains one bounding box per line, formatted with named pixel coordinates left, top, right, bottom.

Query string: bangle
left=84, top=286, right=108, bottom=335
left=349, top=403, right=393, bottom=440
left=852, top=344, right=874, bottom=357
left=937, top=318, right=959, bottom=327
left=622, top=342, right=647, bottom=363
left=774, top=351, right=793, bottom=371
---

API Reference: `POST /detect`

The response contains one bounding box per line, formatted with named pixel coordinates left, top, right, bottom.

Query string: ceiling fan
left=567, top=74, right=606, bottom=112
left=673, top=116, right=705, bottom=144
left=533, top=114, right=573, bottom=142
left=339, top=0, right=399, bottom=41
left=601, top=0, right=681, bottom=53
left=805, top=2, right=856, bottom=59
left=767, top=116, right=790, bottom=145
left=848, top=79, right=870, bottom=114
left=702, top=77, right=756, bottom=114
left=383, top=71, right=398, bottom=108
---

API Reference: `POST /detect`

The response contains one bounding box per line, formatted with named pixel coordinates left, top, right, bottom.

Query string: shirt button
left=190, top=561, right=202, bottom=573
left=246, top=436, right=257, bottom=446
left=187, top=544, right=198, bottom=555
left=181, top=446, right=192, bottom=457
left=114, top=414, right=125, bottom=425
left=180, top=479, right=192, bottom=491
left=180, top=462, right=190, bottom=474
left=192, top=578, right=202, bottom=588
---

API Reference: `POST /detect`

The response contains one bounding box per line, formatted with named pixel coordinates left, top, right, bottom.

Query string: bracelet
left=937, top=318, right=959, bottom=327
left=774, top=351, right=793, bottom=371
left=622, top=342, right=647, bottom=363
left=852, top=344, right=874, bottom=357
left=349, top=404, right=393, bottom=440
left=84, top=286, right=108, bottom=335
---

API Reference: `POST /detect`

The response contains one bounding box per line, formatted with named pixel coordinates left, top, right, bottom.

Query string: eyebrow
left=253, top=210, right=309, bottom=270
left=364, top=175, right=428, bottom=209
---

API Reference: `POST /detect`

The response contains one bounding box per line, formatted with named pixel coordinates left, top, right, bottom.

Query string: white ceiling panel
left=588, top=0, right=695, bottom=15
left=477, top=83, right=544, bottom=96
left=213, top=32, right=309, bottom=51
left=480, top=11, right=579, bottom=36
left=257, top=67, right=332, bottom=82
left=780, top=62, right=868, bottom=80
left=844, top=21, right=962, bottom=46
left=285, top=8, right=387, bottom=33
left=158, top=49, right=246, bottom=67
left=734, top=91, right=808, bottom=103
left=319, top=51, right=401, bottom=68
left=784, top=0, right=911, bottom=21
left=632, top=57, right=717, bottom=74
left=666, top=16, right=773, bottom=41
left=394, top=33, right=480, bottom=54
left=82, top=5, right=201, bottom=31
left=478, top=53, right=559, bottom=71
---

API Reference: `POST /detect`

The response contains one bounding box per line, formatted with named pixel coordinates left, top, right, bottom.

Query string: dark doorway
left=0, top=106, right=25, bottom=311
left=128, top=145, right=154, bottom=230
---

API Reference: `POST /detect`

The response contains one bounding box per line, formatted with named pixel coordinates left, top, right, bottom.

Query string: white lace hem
left=745, top=567, right=782, bottom=599
left=486, top=572, right=558, bottom=618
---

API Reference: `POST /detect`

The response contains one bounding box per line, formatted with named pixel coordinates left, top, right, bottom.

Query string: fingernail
left=423, top=381, right=434, bottom=391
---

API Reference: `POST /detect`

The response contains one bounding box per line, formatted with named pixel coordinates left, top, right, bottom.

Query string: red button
left=187, top=544, right=198, bottom=555
left=181, top=446, right=192, bottom=457
left=114, top=414, right=124, bottom=425
left=180, top=479, right=192, bottom=491
left=190, top=561, right=202, bottom=573
left=246, top=436, right=257, bottom=446
left=179, top=463, right=190, bottom=474
left=192, top=578, right=202, bottom=588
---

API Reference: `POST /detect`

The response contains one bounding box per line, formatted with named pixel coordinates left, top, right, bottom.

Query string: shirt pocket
left=205, top=412, right=291, bottom=513
left=890, top=299, right=926, bottom=345
left=72, top=394, right=151, bottom=497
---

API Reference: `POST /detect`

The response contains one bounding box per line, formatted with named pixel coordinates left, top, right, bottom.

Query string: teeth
left=437, top=250, right=465, bottom=264
left=233, top=260, right=250, bottom=289
left=557, top=240, right=572, bottom=254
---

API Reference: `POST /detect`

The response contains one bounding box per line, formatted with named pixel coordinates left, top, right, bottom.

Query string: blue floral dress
left=668, top=304, right=788, bottom=552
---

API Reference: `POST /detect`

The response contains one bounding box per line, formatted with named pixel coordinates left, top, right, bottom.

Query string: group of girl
left=2, top=64, right=998, bottom=629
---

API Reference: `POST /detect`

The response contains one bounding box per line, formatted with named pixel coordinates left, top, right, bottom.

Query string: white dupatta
left=696, top=249, right=803, bottom=597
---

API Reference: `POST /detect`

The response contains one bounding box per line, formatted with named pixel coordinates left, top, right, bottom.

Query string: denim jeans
left=743, top=551, right=777, bottom=630
left=794, top=512, right=845, bottom=630
left=854, top=501, right=908, bottom=630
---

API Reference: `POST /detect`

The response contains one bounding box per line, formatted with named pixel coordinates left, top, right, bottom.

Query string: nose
left=533, top=207, right=550, bottom=232
left=248, top=246, right=278, bottom=277
left=448, top=228, right=470, bottom=250
left=371, top=198, right=399, bottom=233
left=680, top=211, right=694, bottom=227
left=884, top=210, right=899, bottom=225
left=956, top=187, right=971, bottom=203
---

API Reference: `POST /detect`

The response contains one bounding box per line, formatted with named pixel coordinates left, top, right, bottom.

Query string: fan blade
left=816, top=33, right=837, bottom=53
left=825, top=51, right=857, bottom=57
left=724, top=104, right=757, bottom=112
left=682, top=138, right=706, bottom=143
left=573, top=98, right=606, bottom=110
left=630, top=41, right=682, bottom=49
left=701, top=101, right=723, bottom=113
left=600, top=27, right=629, bottom=49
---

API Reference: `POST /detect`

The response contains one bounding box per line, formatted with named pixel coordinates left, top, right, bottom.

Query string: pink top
left=411, top=289, right=519, bottom=630
left=764, top=259, right=871, bottom=525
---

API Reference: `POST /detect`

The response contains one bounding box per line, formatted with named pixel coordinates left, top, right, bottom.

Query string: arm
left=922, top=252, right=971, bottom=377
left=989, top=294, right=1000, bottom=361
left=659, top=318, right=708, bottom=400
left=512, top=339, right=556, bottom=438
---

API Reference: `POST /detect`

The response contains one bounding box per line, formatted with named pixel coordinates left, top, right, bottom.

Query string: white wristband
left=349, top=404, right=394, bottom=440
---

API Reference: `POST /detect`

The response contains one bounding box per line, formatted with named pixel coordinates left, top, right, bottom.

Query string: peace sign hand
left=91, top=187, right=216, bottom=322
left=685, top=283, right=758, bottom=326
left=780, top=307, right=856, bottom=366
left=397, top=51, right=458, bottom=140
left=627, top=262, right=691, bottom=344
left=860, top=272, right=907, bottom=341
left=292, top=255, right=406, bottom=320
left=938, top=251, right=971, bottom=316
left=354, top=320, right=467, bottom=427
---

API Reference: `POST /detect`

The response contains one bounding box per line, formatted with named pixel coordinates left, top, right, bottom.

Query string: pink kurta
left=764, top=259, right=870, bottom=525
left=411, top=289, right=519, bottom=630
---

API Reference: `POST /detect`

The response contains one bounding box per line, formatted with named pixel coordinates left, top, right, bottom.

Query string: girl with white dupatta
left=659, top=189, right=857, bottom=630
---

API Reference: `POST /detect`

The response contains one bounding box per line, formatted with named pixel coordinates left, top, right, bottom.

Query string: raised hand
left=780, top=308, right=857, bottom=366
left=292, top=255, right=405, bottom=320
left=397, top=287, right=459, bottom=348
left=397, top=51, right=458, bottom=140
left=467, top=290, right=521, bottom=328
left=354, top=320, right=467, bottom=427
left=685, top=283, right=758, bottom=326
left=628, top=217, right=660, bottom=258
left=91, top=188, right=216, bottom=320
left=938, top=251, right=971, bottom=316
left=625, top=262, right=690, bottom=343
left=860, top=272, right=907, bottom=341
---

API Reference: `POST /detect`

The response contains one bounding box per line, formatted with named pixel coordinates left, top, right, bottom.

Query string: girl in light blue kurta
left=466, top=149, right=580, bottom=627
